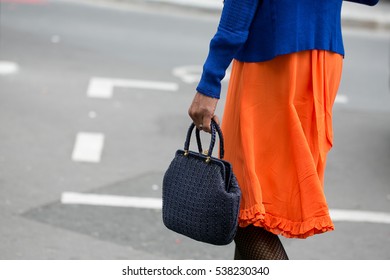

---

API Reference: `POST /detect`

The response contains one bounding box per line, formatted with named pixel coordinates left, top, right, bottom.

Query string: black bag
left=162, top=120, right=241, bottom=245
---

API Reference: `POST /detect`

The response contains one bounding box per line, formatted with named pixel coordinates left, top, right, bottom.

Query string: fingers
left=201, top=115, right=220, bottom=133
left=212, top=115, right=220, bottom=126
left=201, top=115, right=213, bottom=133
left=188, top=92, right=219, bottom=133
left=197, top=113, right=220, bottom=133
left=189, top=113, right=213, bottom=133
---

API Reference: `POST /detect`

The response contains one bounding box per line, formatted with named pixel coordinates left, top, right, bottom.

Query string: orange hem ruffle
left=238, top=204, right=335, bottom=239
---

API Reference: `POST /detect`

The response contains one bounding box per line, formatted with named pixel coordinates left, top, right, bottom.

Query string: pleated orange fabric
left=222, top=50, right=343, bottom=239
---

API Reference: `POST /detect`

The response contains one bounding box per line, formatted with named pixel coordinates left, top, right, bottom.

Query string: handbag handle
left=184, top=120, right=225, bottom=161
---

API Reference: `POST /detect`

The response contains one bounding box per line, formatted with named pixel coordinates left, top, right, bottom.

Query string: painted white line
left=71, top=132, right=105, bottom=163
left=61, top=192, right=162, bottom=210
left=60, top=192, right=390, bottom=225
left=330, top=209, right=390, bottom=225
left=87, top=77, right=179, bottom=99
left=173, top=65, right=231, bottom=84
left=0, top=61, right=19, bottom=75
left=146, top=0, right=223, bottom=10
left=173, top=65, right=202, bottom=84
left=51, top=35, right=61, bottom=44
left=335, top=95, right=348, bottom=104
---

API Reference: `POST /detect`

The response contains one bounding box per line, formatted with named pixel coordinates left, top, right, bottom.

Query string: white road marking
left=173, top=65, right=231, bottom=84
left=172, top=65, right=202, bottom=84
left=0, top=61, right=19, bottom=75
left=61, top=192, right=162, bottom=210
left=88, top=111, right=97, bottom=119
left=51, top=35, right=61, bottom=44
left=335, top=95, right=348, bottom=104
left=71, top=132, right=105, bottom=163
left=87, top=77, right=179, bottom=99
left=60, top=192, right=390, bottom=225
left=330, top=209, right=390, bottom=225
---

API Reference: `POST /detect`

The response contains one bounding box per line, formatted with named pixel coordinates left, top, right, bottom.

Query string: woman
left=188, top=0, right=379, bottom=260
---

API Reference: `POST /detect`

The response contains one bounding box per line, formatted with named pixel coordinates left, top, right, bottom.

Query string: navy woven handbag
left=162, top=120, right=241, bottom=245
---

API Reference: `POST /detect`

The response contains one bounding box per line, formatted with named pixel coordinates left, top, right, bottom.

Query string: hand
left=188, top=92, right=220, bottom=133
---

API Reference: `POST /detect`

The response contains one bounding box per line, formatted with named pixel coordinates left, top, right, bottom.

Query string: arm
left=196, top=0, right=260, bottom=99
left=189, top=0, right=259, bottom=132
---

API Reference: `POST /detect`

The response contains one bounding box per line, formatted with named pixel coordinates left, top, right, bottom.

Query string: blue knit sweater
left=196, top=0, right=379, bottom=99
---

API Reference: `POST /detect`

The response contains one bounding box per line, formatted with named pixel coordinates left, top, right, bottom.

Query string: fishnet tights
left=234, top=225, right=289, bottom=260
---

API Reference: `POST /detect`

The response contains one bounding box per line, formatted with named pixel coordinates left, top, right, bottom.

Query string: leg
left=234, top=225, right=289, bottom=260
left=233, top=246, right=242, bottom=260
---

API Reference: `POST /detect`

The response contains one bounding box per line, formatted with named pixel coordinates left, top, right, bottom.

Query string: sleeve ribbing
left=196, top=0, right=259, bottom=99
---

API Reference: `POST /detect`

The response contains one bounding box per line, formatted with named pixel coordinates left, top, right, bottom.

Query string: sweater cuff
left=196, top=82, right=221, bottom=99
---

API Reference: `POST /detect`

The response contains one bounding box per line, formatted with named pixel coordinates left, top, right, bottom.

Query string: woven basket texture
left=162, top=151, right=241, bottom=245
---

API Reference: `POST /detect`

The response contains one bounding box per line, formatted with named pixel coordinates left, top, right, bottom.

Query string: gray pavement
left=101, top=0, right=390, bottom=28
left=63, top=0, right=390, bottom=29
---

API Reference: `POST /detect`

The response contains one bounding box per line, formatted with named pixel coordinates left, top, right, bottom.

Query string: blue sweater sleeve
left=196, top=0, right=259, bottom=99
left=344, top=0, right=379, bottom=6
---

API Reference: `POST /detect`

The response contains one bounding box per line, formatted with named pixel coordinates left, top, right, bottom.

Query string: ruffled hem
left=238, top=204, right=335, bottom=239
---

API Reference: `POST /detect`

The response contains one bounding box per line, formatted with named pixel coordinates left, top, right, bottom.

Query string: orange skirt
left=222, top=50, right=343, bottom=239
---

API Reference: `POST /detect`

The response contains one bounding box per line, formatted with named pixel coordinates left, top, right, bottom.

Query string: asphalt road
left=0, top=0, right=389, bottom=260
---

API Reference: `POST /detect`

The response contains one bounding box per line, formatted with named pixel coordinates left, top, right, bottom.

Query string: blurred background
left=0, top=0, right=389, bottom=260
